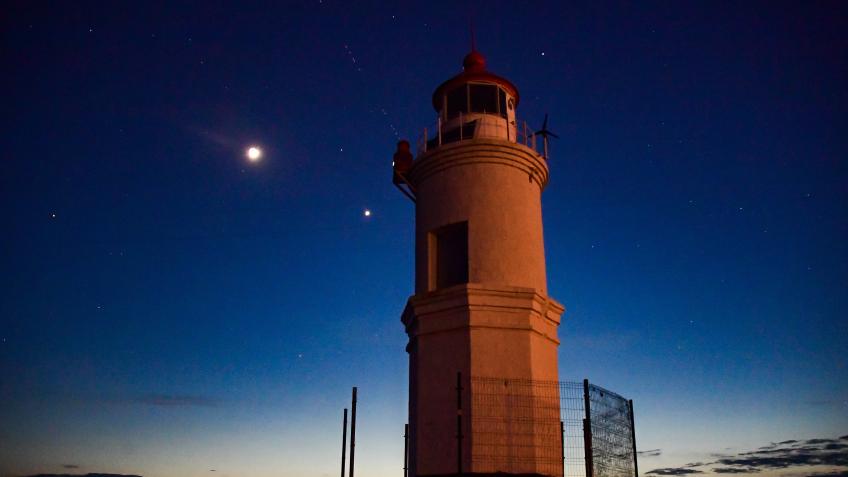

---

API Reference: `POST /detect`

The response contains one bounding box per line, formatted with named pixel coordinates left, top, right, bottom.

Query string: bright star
left=363, top=209, right=371, bottom=217
left=246, top=147, right=262, bottom=162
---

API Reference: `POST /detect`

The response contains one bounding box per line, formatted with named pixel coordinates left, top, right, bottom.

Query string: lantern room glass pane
left=469, top=84, right=498, bottom=114
left=446, top=86, right=468, bottom=118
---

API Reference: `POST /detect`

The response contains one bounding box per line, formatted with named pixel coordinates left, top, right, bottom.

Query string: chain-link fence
left=467, top=376, right=637, bottom=477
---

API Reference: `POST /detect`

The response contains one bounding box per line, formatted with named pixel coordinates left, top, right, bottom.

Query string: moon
left=246, top=146, right=262, bottom=162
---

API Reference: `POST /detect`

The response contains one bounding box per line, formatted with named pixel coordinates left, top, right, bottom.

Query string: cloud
left=715, top=442, right=848, bottom=469
left=62, top=465, right=80, bottom=469
left=807, top=439, right=839, bottom=445
left=646, top=436, right=847, bottom=477
left=133, top=394, right=217, bottom=407
left=639, top=449, right=662, bottom=457
left=646, top=468, right=703, bottom=475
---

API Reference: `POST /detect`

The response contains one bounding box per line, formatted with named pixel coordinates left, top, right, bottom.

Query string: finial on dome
left=463, top=50, right=486, bottom=71
left=463, top=20, right=485, bottom=71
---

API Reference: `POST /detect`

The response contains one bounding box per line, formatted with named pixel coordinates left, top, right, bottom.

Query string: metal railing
left=415, top=112, right=540, bottom=156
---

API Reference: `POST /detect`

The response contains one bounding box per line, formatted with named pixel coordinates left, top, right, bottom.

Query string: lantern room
left=429, top=49, right=519, bottom=146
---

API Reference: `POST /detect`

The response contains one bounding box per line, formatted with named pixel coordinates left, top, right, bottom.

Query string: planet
left=246, top=146, right=262, bottom=162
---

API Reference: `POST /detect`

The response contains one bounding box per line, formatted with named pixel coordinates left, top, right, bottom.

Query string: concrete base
left=402, top=283, right=564, bottom=477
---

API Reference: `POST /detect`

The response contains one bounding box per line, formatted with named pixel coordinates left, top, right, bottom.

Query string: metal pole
left=341, top=408, right=348, bottom=477
left=349, top=387, right=357, bottom=477
left=629, top=399, right=638, bottom=477
left=404, top=423, right=409, bottom=477
left=423, top=128, right=428, bottom=152
left=438, top=116, right=442, bottom=146
left=523, top=121, right=528, bottom=146
left=456, top=371, right=463, bottom=476
left=583, top=379, right=593, bottom=477
left=560, top=420, right=566, bottom=477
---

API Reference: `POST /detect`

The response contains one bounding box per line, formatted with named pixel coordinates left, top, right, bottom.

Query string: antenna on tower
left=533, top=113, right=560, bottom=159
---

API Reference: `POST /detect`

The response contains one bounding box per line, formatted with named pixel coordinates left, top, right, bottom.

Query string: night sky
left=2, top=2, right=847, bottom=477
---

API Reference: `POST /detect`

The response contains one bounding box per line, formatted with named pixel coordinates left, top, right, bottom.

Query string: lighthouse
left=394, top=48, right=565, bottom=477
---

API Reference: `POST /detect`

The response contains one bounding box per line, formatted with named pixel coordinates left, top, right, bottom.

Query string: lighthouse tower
left=394, top=49, right=565, bottom=477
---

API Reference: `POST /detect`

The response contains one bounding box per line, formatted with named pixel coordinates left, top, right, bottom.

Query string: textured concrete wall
left=409, top=139, right=551, bottom=295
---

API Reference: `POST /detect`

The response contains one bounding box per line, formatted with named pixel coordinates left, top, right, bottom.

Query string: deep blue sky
left=1, top=2, right=846, bottom=477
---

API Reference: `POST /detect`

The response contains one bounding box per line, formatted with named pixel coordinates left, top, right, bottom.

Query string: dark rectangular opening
left=429, top=221, right=469, bottom=290
left=446, top=86, right=468, bottom=119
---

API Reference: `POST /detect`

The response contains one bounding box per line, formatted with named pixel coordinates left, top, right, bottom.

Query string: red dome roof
left=431, top=50, right=520, bottom=111
left=462, top=50, right=486, bottom=71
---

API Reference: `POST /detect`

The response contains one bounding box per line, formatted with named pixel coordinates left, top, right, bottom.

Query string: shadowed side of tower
left=395, top=49, right=564, bottom=477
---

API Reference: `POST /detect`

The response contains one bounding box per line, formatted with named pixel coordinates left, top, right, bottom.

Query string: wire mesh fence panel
left=560, top=381, right=588, bottom=477
left=471, top=377, right=564, bottom=476
left=588, top=384, right=635, bottom=477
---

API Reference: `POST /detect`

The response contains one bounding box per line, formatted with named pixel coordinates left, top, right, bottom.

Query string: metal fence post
left=629, top=399, right=638, bottom=477
left=456, top=371, right=463, bottom=476
left=561, top=420, right=566, bottom=477
left=341, top=408, right=348, bottom=477
left=349, top=387, right=357, bottom=477
left=404, top=423, right=410, bottom=477
left=583, top=379, right=593, bottom=477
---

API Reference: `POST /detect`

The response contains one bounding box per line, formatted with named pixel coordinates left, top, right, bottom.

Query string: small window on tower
left=446, top=86, right=468, bottom=118
left=428, top=221, right=469, bottom=291
left=469, top=84, right=498, bottom=114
